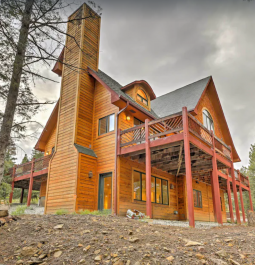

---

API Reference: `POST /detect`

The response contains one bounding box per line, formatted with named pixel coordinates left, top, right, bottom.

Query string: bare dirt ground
left=0, top=214, right=255, bottom=265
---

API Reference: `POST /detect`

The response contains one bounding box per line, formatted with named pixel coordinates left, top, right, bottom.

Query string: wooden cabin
left=8, top=3, right=253, bottom=227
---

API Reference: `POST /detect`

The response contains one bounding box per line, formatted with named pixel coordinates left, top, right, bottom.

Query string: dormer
left=121, top=80, right=156, bottom=111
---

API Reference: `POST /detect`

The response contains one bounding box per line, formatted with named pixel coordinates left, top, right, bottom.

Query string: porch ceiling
left=122, top=140, right=229, bottom=187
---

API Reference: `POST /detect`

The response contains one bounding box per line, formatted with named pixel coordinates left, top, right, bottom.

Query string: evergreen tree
left=0, top=146, right=16, bottom=200
left=30, top=148, right=43, bottom=160
left=247, top=144, right=255, bottom=208
left=21, top=154, right=29, bottom=164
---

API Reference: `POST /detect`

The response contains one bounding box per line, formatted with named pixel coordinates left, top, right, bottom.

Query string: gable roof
left=121, top=80, right=156, bottom=100
left=88, top=68, right=159, bottom=118
left=151, top=76, right=211, bottom=118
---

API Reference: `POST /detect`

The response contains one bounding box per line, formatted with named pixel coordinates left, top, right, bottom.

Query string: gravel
left=152, top=219, right=234, bottom=229
left=9, top=203, right=44, bottom=215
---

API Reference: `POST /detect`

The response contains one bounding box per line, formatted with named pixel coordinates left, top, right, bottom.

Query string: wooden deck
left=117, top=112, right=249, bottom=190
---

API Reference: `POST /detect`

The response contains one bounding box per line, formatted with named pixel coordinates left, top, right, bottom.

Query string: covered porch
left=116, top=107, right=253, bottom=227
left=8, top=155, right=52, bottom=206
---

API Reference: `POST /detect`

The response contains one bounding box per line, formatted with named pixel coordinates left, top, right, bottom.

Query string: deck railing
left=120, top=113, right=183, bottom=148
left=9, top=154, right=52, bottom=178
left=120, top=112, right=232, bottom=160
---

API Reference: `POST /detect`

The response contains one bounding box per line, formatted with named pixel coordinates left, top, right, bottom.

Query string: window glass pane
left=151, top=177, right=155, bottom=203
left=109, top=114, right=115, bottom=132
left=156, top=178, right=162, bottom=204
left=133, top=171, right=141, bottom=200
left=142, top=173, right=146, bottom=201
left=162, top=180, right=168, bottom=205
left=193, top=190, right=198, bottom=207
left=99, top=117, right=107, bottom=135
left=198, top=191, right=202, bottom=207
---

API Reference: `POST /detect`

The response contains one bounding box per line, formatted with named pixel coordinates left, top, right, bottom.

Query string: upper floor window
left=136, top=89, right=148, bottom=106
left=98, top=114, right=115, bottom=136
left=203, top=109, right=214, bottom=132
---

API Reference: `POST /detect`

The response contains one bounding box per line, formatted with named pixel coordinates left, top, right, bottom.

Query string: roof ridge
left=153, top=76, right=211, bottom=101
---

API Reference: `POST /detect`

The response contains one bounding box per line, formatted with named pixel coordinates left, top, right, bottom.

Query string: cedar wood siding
left=45, top=8, right=81, bottom=213
left=44, top=126, right=57, bottom=156
left=76, top=80, right=118, bottom=212
left=45, top=5, right=100, bottom=214
left=195, top=81, right=225, bottom=141
left=118, top=156, right=179, bottom=220
left=76, top=153, right=97, bottom=211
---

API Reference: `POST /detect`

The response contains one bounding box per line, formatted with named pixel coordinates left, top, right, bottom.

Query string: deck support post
left=27, top=159, right=35, bottom=207
left=210, top=171, right=217, bottom=222
left=182, top=107, right=195, bottom=227
left=9, top=166, right=16, bottom=203
left=229, top=157, right=241, bottom=224
left=20, top=188, right=25, bottom=204
left=145, top=119, right=152, bottom=218
left=238, top=180, right=246, bottom=223
left=211, top=133, right=223, bottom=225
left=248, top=188, right=253, bottom=211
left=227, top=178, right=234, bottom=223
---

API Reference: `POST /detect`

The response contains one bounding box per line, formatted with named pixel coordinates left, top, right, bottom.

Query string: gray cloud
left=18, top=0, right=255, bottom=169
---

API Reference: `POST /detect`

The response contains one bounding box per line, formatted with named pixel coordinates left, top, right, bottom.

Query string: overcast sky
left=18, top=0, right=255, bottom=170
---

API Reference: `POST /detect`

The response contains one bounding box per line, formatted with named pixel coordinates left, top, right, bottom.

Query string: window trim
left=202, top=109, right=214, bottom=133
left=98, top=113, right=115, bottom=136
left=136, top=89, right=148, bottom=106
left=133, top=170, right=169, bottom=205
left=193, top=189, right=202, bottom=208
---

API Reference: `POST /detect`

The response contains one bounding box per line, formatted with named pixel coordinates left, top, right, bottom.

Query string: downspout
left=114, top=101, right=129, bottom=215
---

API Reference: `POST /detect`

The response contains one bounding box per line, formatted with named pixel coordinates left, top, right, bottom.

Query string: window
left=193, top=189, right=202, bottom=208
left=133, top=170, right=169, bottom=205
left=98, top=114, right=115, bottom=136
left=203, top=109, right=214, bottom=132
left=52, top=146, right=55, bottom=154
left=136, top=89, right=148, bottom=106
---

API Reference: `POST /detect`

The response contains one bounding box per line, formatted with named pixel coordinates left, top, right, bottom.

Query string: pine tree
left=21, top=154, right=29, bottom=164
left=0, top=146, right=16, bottom=200
left=247, top=144, right=255, bottom=207
left=30, top=148, right=43, bottom=160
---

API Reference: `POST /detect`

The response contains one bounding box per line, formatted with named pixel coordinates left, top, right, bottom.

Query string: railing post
left=182, top=107, right=195, bottom=227
left=145, top=119, right=152, bottom=218
left=27, top=159, right=35, bottom=207
left=238, top=172, right=246, bottom=223
left=229, top=147, right=241, bottom=224
left=9, top=166, right=16, bottom=203
left=211, top=132, right=223, bottom=225
left=227, top=177, right=234, bottom=223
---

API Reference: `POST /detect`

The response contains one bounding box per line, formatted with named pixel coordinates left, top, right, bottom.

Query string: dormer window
left=203, top=109, right=214, bottom=133
left=136, top=89, right=148, bottom=106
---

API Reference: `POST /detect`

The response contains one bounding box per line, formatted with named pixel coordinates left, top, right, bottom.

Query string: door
left=98, top=173, right=112, bottom=211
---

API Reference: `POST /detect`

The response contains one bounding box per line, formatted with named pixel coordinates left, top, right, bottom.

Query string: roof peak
left=153, top=76, right=211, bottom=101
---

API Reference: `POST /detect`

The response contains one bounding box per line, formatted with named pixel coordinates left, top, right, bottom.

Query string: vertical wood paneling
left=76, top=154, right=97, bottom=211
left=44, top=126, right=57, bottom=155
left=118, top=157, right=178, bottom=220
left=46, top=5, right=100, bottom=214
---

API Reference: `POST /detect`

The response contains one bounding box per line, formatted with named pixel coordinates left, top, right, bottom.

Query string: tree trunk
left=0, top=0, right=35, bottom=183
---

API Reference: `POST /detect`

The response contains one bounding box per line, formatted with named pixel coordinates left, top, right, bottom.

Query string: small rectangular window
left=98, top=114, right=115, bottom=136
left=193, top=189, right=202, bottom=208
